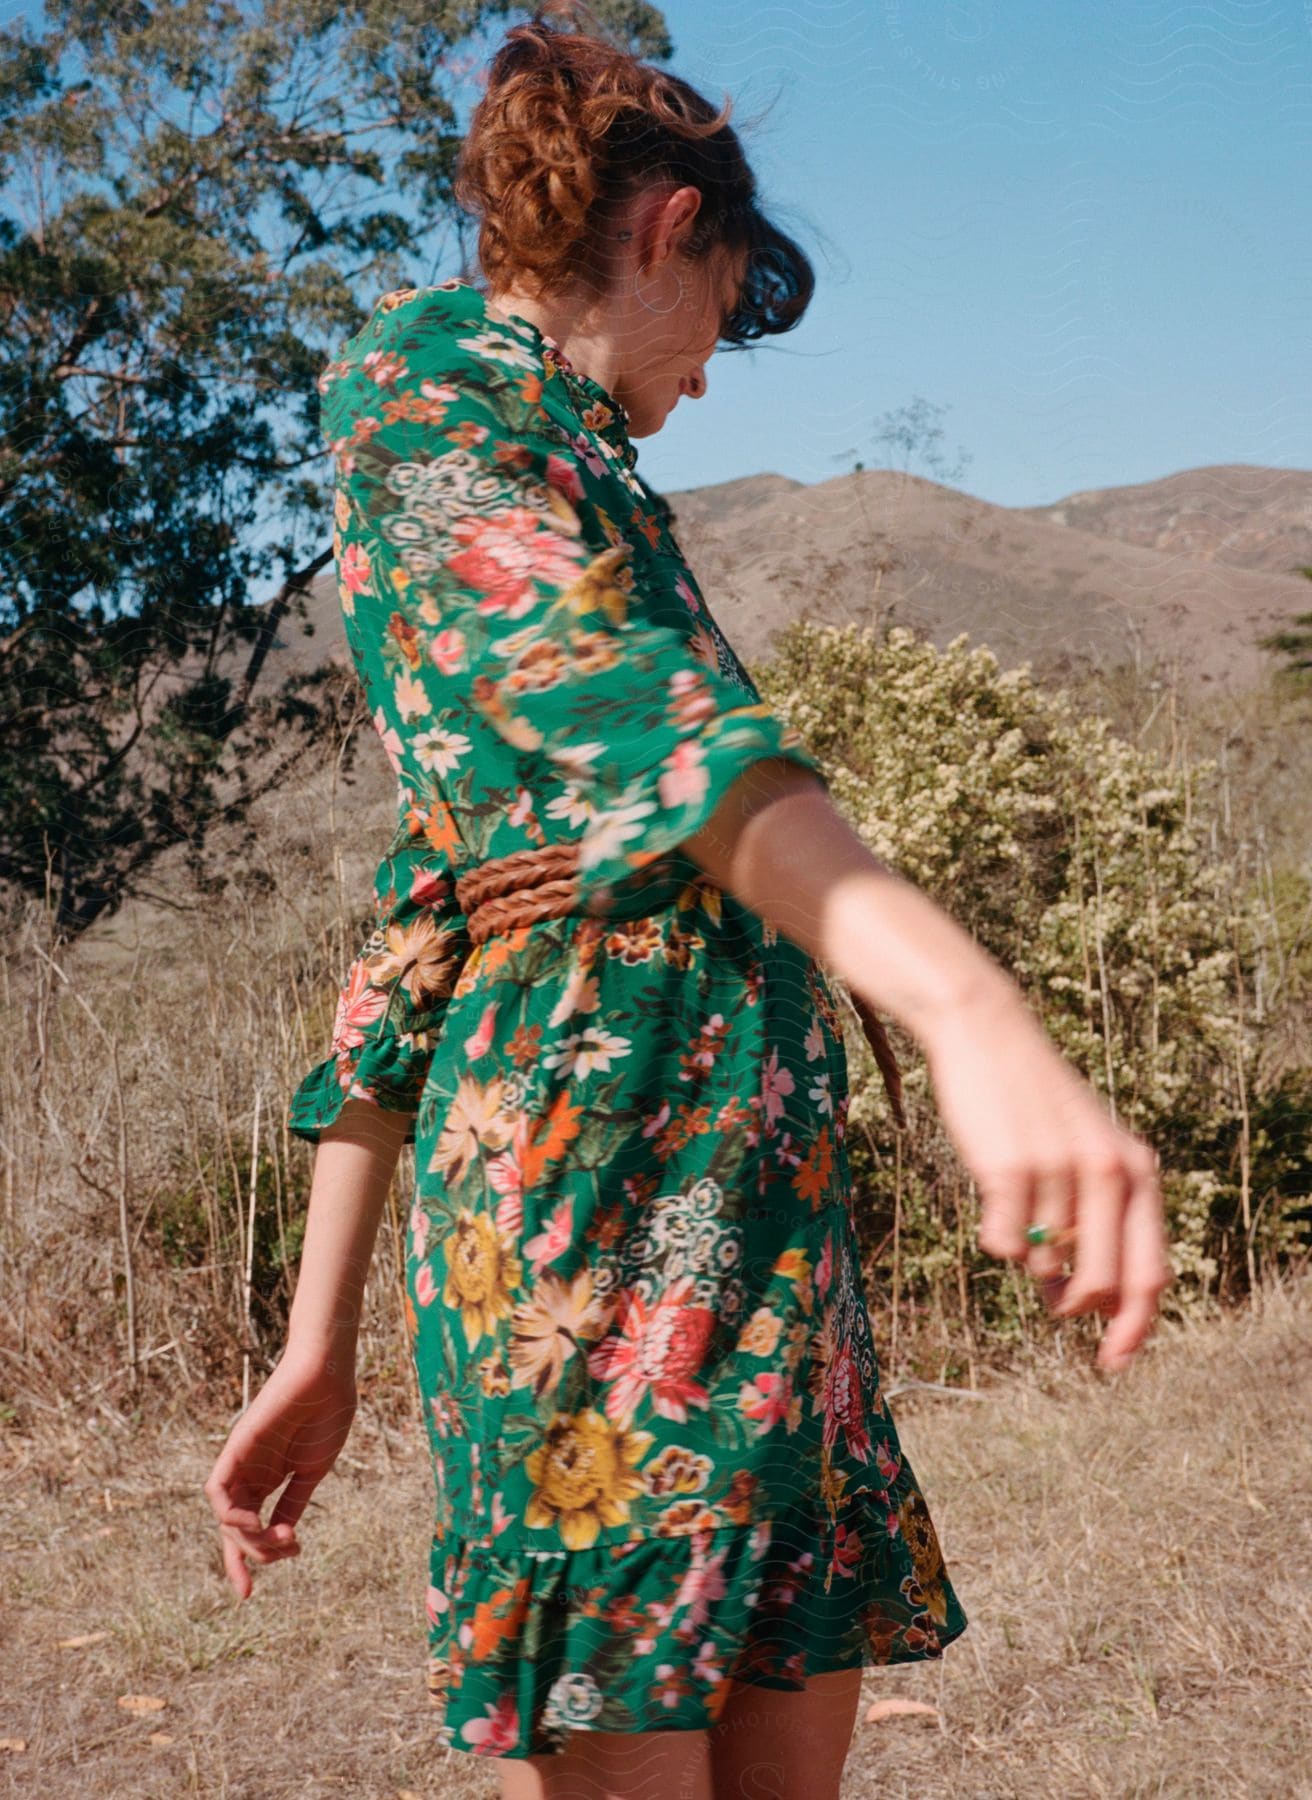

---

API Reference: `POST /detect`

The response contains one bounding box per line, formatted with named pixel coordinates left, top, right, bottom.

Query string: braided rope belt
left=452, top=841, right=906, bottom=1129
left=453, top=841, right=583, bottom=945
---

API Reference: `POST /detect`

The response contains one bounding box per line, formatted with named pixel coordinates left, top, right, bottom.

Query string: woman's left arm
left=205, top=1098, right=415, bottom=1596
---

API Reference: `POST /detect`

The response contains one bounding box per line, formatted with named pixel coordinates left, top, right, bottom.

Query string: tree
left=0, top=0, right=670, bottom=938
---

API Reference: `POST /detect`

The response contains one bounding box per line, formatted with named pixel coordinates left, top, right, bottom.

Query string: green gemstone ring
left=1026, top=1223, right=1077, bottom=1249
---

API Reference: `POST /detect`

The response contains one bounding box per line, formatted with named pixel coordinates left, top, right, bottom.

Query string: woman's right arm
left=682, top=756, right=1172, bottom=1375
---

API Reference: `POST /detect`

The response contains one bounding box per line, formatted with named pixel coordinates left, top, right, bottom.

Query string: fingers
left=1022, top=1166, right=1078, bottom=1288
left=204, top=1444, right=272, bottom=1531
left=222, top=1533, right=253, bottom=1602
left=267, top=1471, right=320, bottom=1533
left=976, top=1169, right=1034, bottom=1262
left=974, top=1124, right=1169, bottom=1377
left=218, top=1522, right=301, bottom=1601
left=217, top=1527, right=298, bottom=1601
left=205, top=1470, right=283, bottom=1548
left=1092, top=1159, right=1173, bottom=1373
left=976, top=1166, right=1080, bottom=1316
left=1051, top=1152, right=1131, bottom=1319
left=205, top=1462, right=302, bottom=1600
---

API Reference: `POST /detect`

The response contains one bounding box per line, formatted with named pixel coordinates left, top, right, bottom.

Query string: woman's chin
left=627, top=400, right=676, bottom=439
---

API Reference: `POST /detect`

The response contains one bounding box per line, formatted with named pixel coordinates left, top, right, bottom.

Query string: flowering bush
left=758, top=621, right=1311, bottom=1360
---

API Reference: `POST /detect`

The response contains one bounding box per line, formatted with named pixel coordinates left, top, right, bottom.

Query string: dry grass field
left=4, top=457, right=1310, bottom=1796
left=2, top=1273, right=1308, bottom=1800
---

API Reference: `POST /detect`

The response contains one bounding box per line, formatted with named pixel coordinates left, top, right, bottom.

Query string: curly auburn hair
left=453, top=0, right=815, bottom=350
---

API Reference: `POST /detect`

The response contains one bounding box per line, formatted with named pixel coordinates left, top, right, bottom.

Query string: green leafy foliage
left=757, top=621, right=1312, bottom=1349
left=0, top=0, right=670, bottom=936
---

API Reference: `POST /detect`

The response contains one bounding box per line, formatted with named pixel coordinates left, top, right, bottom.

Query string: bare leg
left=498, top=1725, right=712, bottom=1800
left=706, top=1668, right=864, bottom=1800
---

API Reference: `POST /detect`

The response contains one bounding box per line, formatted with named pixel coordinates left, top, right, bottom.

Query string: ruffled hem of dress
left=286, top=1043, right=431, bottom=1146
left=421, top=1499, right=969, bottom=1759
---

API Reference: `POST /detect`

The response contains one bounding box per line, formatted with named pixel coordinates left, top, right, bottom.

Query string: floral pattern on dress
left=288, top=277, right=967, bottom=1757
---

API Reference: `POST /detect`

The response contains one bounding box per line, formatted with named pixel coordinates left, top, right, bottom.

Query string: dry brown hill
left=661, top=465, right=1312, bottom=696
left=1015, top=462, right=1312, bottom=577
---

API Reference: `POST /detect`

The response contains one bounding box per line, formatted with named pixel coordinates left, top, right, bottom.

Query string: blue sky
left=640, top=0, right=1312, bottom=506
left=8, top=0, right=1310, bottom=511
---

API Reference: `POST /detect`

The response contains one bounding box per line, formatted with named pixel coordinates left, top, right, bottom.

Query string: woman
left=205, top=10, right=1170, bottom=1797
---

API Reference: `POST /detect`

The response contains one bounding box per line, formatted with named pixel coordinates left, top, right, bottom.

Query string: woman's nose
left=681, top=367, right=706, bottom=400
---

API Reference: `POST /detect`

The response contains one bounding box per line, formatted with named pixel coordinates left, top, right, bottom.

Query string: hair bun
left=454, top=6, right=815, bottom=344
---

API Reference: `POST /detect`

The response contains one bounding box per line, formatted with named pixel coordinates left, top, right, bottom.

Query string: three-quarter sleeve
left=318, top=326, right=829, bottom=919
left=287, top=798, right=467, bottom=1147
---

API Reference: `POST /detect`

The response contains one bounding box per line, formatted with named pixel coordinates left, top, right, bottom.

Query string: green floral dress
left=288, top=277, right=968, bottom=1758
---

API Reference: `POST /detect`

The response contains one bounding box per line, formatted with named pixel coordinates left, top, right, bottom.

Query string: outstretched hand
left=204, top=1350, right=358, bottom=1599
left=921, top=985, right=1173, bottom=1373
